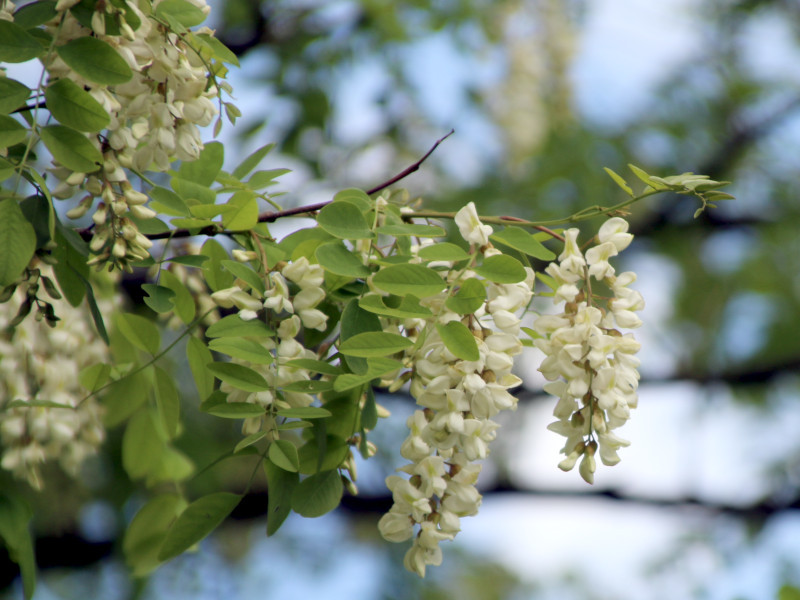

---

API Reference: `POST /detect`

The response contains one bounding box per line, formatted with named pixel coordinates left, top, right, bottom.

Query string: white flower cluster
left=44, top=0, right=222, bottom=269
left=0, top=268, right=109, bottom=489
left=379, top=203, right=534, bottom=577
left=533, top=217, right=643, bottom=483
left=210, top=257, right=329, bottom=435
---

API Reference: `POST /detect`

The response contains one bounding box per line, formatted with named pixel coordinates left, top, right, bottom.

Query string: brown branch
left=77, top=129, right=455, bottom=243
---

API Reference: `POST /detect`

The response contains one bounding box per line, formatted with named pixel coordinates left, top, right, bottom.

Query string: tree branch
left=76, top=129, right=455, bottom=243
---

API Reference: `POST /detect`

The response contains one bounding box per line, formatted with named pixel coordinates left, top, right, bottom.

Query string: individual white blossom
left=454, top=202, right=493, bottom=246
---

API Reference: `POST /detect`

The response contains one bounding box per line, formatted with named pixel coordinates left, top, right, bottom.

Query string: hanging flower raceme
left=378, top=203, right=534, bottom=577
left=534, top=217, right=643, bottom=483
left=0, top=267, right=110, bottom=490
left=43, top=0, right=229, bottom=271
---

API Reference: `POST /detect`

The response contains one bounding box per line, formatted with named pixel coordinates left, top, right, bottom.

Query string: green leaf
left=123, top=494, right=187, bottom=577
left=160, top=269, right=196, bottom=324
left=268, top=439, right=300, bottom=472
left=205, top=403, right=265, bottom=418
left=281, top=380, right=333, bottom=393
left=232, top=143, right=274, bottom=179
left=45, top=78, right=110, bottom=132
left=316, top=202, right=374, bottom=239
left=332, top=188, right=372, bottom=212
left=234, top=431, right=267, bottom=453
left=102, top=371, right=149, bottom=427
left=122, top=410, right=163, bottom=480
left=436, top=321, right=480, bottom=361
left=115, top=313, right=161, bottom=354
left=361, top=387, right=378, bottom=431
left=221, top=259, right=264, bottom=293
left=187, top=337, right=214, bottom=401
left=195, top=32, right=240, bottom=66
left=154, top=366, right=180, bottom=440
left=333, top=357, right=402, bottom=392
left=490, top=227, right=555, bottom=260
left=0, top=78, right=30, bottom=114
left=0, top=495, right=36, bottom=600
left=339, top=331, right=413, bottom=357
left=142, top=283, right=176, bottom=313
left=150, top=186, right=190, bottom=216
left=171, top=176, right=215, bottom=205
left=222, top=192, right=259, bottom=231
left=284, top=358, right=340, bottom=376
left=155, top=0, right=207, bottom=29
left=339, top=298, right=381, bottom=375
left=371, top=263, right=446, bottom=298
left=20, top=194, right=54, bottom=248
left=276, top=407, right=332, bottom=419
left=201, top=238, right=235, bottom=291
left=358, top=294, right=433, bottom=319
left=445, top=277, right=485, bottom=314
left=0, top=21, right=42, bottom=62
left=208, top=337, right=273, bottom=364
left=164, top=254, right=209, bottom=267
left=206, top=314, right=272, bottom=338
left=628, top=164, right=659, bottom=189
left=158, top=493, right=241, bottom=562
left=13, top=1, right=57, bottom=28
left=417, top=242, right=470, bottom=262
left=315, top=241, right=370, bottom=278
left=247, top=168, right=289, bottom=190
left=78, top=363, right=111, bottom=392
left=178, top=141, right=223, bottom=185
left=603, top=167, right=634, bottom=197
left=375, top=224, right=446, bottom=237
left=263, top=460, right=298, bottom=536
left=56, top=37, right=133, bottom=85
left=473, top=254, right=527, bottom=283
left=0, top=115, right=26, bottom=148
left=207, top=361, right=269, bottom=392
left=291, top=470, right=343, bottom=518
left=39, top=125, right=102, bottom=173
left=0, top=199, right=36, bottom=286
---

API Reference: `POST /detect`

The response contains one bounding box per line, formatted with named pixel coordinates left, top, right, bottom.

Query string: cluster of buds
left=379, top=203, right=534, bottom=576
left=42, top=0, right=224, bottom=270
left=0, top=267, right=109, bottom=489
left=534, top=217, right=643, bottom=483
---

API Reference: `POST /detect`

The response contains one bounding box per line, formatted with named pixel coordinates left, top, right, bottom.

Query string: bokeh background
left=4, top=0, right=800, bottom=598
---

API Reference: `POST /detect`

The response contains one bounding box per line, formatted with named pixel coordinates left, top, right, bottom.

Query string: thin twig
left=77, top=130, right=455, bottom=242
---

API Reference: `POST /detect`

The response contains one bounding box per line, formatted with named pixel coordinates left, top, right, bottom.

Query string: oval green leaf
left=39, top=125, right=102, bottom=173
left=207, top=361, right=269, bottom=392
left=436, top=321, right=480, bottom=361
left=316, top=201, right=373, bottom=240
left=473, top=254, right=527, bottom=283
left=0, top=78, right=30, bottom=114
left=315, top=241, right=370, bottom=278
left=339, top=331, right=413, bottom=358
left=0, top=199, right=35, bottom=287
left=417, top=242, right=471, bottom=262
left=371, top=263, right=446, bottom=298
left=276, top=407, right=332, bottom=419
left=291, top=470, right=343, bottom=518
left=0, top=21, right=43, bottom=62
left=445, top=277, right=485, bottom=314
left=56, top=37, right=133, bottom=85
left=268, top=440, right=300, bottom=472
left=0, top=115, right=26, bottom=148
left=123, top=494, right=187, bottom=577
left=490, top=226, right=556, bottom=260
left=115, top=313, right=161, bottom=354
left=205, top=402, right=265, bottom=418
left=45, top=78, right=110, bottom=132
left=208, top=337, right=273, bottom=364
left=157, top=492, right=241, bottom=562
